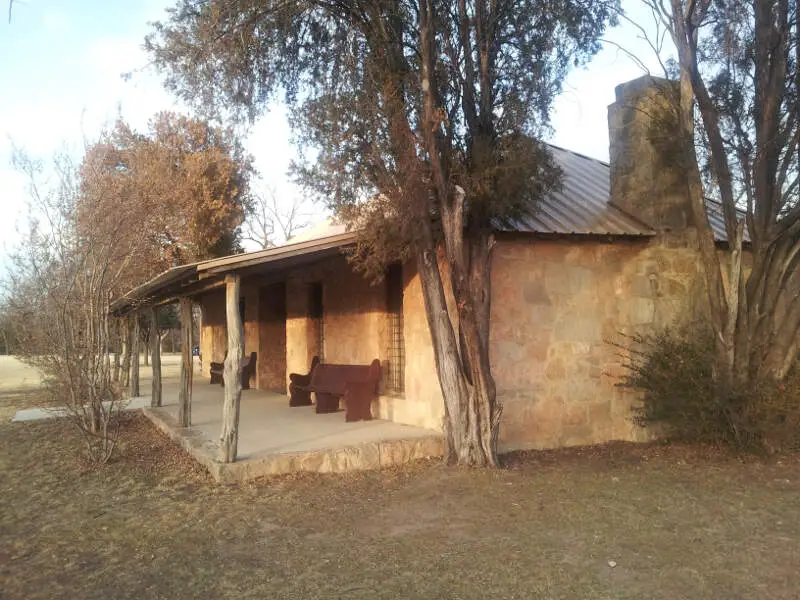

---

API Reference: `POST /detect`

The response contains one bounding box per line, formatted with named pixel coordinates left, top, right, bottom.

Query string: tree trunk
left=150, top=307, right=162, bottom=408
left=120, top=318, right=130, bottom=388
left=143, top=325, right=150, bottom=366
left=414, top=3, right=500, bottom=466
left=130, top=314, right=140, bottom=397
left=178, top=297, right=193, bottom=427
left=413, top=207, right=499, bottom=466
left=439, top=188, right=499, bottom=466
left=219, top=275, right=242, bottom=462
left=112, top=318, right=122, bottom=383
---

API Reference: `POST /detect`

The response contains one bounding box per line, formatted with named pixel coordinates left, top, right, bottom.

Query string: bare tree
left=148, top=0, right=616, bottom=466
left=634, top=0, right=800, bottom=386
left=243, top=186, right=310, bottom=248
left=4, top=147, right=150, bottom=464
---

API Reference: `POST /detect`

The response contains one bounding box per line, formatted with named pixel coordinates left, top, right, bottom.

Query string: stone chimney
left=608, top=76, right=691, bottom=232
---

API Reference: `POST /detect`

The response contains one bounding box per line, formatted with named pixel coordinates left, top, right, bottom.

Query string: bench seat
left=289, top=358, right=380, bottom=422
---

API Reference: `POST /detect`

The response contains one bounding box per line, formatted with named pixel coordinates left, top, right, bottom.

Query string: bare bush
left=3, top=147, right=144, bottom=464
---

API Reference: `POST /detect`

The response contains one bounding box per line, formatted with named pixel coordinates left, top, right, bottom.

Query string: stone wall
left=198, top=289, right=226, bottom=379
left=321, top=258, right=386, bottom=365
left=195, top=232, right=706, bottom=451
left=369, top=234, right=705, bottom=448
left=284, top=256, right=388, bottom=386
left=491, top=234, right=703, bottom=451
left=198, top=282, right=266, bottom=384
left=257, top=282, right=287, bottom=392
left=609, top=76, right=691, bottom=232
left=372, top=256, right=452, bottom=429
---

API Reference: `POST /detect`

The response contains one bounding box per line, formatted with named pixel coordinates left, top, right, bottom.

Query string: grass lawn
left=1, top=413, right=799, bottom=599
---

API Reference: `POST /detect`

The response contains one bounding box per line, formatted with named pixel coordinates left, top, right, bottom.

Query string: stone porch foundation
left=143, top=407, right=444, bottom=483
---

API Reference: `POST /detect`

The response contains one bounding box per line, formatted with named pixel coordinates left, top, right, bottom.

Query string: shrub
left=621, top=325, right=800, bottom=452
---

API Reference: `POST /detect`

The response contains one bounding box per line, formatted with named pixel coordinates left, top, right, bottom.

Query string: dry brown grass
left=1, top=414, right=799, bottom=599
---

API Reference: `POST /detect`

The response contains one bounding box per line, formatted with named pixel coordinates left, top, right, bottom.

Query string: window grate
left=386, top=264, right=405, bottom=393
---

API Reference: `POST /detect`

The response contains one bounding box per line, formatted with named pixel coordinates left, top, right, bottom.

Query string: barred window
left=386, top=264, right=405, bottom=393
left=309, top=282, right=324, bottom=362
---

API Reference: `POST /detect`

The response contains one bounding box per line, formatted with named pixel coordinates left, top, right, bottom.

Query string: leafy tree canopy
left=146, top=0, right=616, bottom=465
left=79, top=112, right=254, bottom=283
left=147, top=1, right=615, bottom=241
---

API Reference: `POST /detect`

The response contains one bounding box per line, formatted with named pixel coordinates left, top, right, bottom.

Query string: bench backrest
left=310, top=359, right=380, bottom=394
left=242, top=352, right=256, bottom=369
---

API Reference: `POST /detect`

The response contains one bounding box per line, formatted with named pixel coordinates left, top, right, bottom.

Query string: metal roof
left=111, top=144, right=742, bottom=313
left=501, top=145, right=655, bottom=236
left=109, top=232, right=359, bottom=314
left=109, top=263, right=198, bottom=314
left=705, top=198, right=750, bottom=243
left=198, top=231, right=358, bottom=275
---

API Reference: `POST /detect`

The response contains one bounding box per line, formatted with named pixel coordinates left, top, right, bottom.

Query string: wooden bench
left=289, top=358, right=380, bottom=422
left=209, top=352, right=257, bottom=390
left=288, top=356, right=320, bottom=407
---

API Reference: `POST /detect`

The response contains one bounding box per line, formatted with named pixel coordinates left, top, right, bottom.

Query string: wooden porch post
left=219, top=275, right=242, bottom=462
left=130, top=313, right=140, bottom=397
left=150, top=307, right=162, bottom=407
left=178, top=297, right=194, bottom=427
left=120, top=317, right=130, bottom=387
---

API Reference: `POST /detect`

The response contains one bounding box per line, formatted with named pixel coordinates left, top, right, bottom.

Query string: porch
left=141, top=367, right=443, bottom=483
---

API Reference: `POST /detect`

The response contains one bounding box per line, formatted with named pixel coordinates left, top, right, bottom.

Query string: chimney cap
left=613, top=75, right=677, bottom=105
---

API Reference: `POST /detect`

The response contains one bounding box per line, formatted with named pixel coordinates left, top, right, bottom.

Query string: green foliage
left=146, top=0, right=615, bottom=246
left=623, top=326, right=800, bottom=452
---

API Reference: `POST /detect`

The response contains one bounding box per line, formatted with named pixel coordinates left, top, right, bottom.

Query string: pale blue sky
left=0, top=0, right=666, bottom=264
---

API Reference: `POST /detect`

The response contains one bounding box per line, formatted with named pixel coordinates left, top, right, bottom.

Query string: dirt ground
left=0, top=355, right=186, bottom=421
left=1, top=413, right=799, bottom=600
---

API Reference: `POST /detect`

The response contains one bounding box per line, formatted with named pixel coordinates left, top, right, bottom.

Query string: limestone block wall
left=373, top=256, right=454, bottom=430
left=284, top=256, right=388, bottom=389
left=198, top=283, right=263, bottom=384
left=198, top=289, right=226, bottom=379
left=257, top=282, right=287, bottom=392
left=285, top=277, right=319, bottom=389
left=242, top=284, right=260, bottom=359
left=490, top=235, right=703, bottom=451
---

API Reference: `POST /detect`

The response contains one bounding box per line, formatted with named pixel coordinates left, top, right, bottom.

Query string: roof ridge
left=544, top=142, right=611, bottom=168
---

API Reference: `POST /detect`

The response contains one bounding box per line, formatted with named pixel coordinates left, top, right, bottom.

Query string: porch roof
left=110, top=230, right=358, bottom=315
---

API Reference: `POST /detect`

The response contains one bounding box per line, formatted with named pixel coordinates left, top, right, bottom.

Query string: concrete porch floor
left=141, top=367, right=443, bottom=482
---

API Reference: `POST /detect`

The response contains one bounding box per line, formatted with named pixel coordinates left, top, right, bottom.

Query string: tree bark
left=178, top=297, right=193, bottom=427
left=112, top=318, right=121, bottom=384
left=130, top=313, right=140, bottom=397
left=417, top=2, right=500, bottom=465
left=143, top=324, right=150, bottom=367
left=120, top=317, right=130, bottom=388
left=440, top=189, right=499, bottom=466
left=219, top=275, right=242, bottom=463
left=150, top=307, right=162, bottom=408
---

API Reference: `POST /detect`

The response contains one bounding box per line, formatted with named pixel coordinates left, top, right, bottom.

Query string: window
left=309, top=282, right=324, bottom=361
left=386, top=264, right=405, bottom=393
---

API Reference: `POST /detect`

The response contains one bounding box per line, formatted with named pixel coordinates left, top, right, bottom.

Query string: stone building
left=117, top=76, right=726, bottom=454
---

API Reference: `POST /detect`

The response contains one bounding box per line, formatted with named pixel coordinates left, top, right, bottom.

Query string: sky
left=0, top=0, right=666, bottom=267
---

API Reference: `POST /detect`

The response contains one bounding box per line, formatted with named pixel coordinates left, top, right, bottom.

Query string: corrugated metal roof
left=109, top=263, right=198, bottom=314
left=198, top=231, right=358, bottom=274
left=705, top=198, right=750, bottom=243
left=112, top=143, right=744, bottom=312
left=502, top=145, right=745, bottom=241
left=500, top=145, right=655, bottom=236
